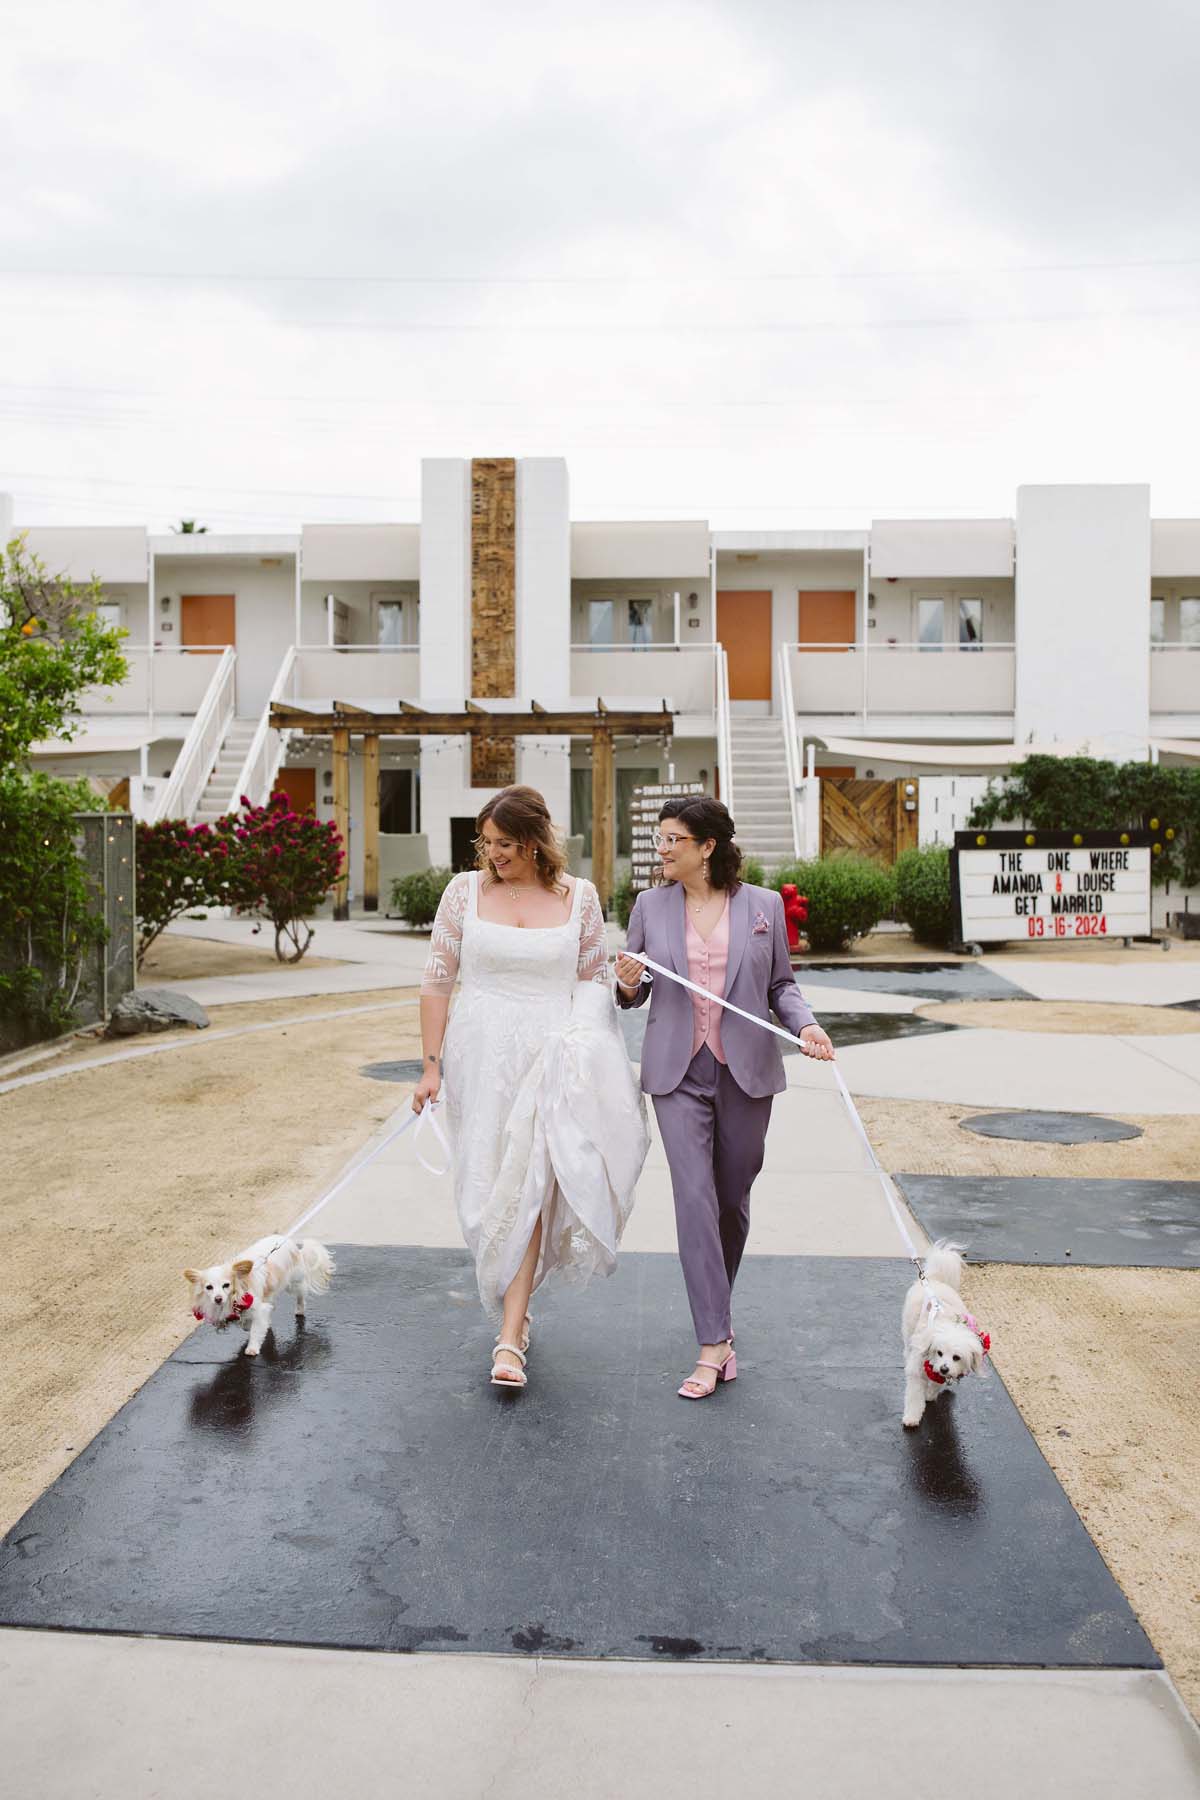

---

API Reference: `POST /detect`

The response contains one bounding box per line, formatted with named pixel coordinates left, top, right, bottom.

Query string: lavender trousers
left=651, top=1044, right=774, bottom=1345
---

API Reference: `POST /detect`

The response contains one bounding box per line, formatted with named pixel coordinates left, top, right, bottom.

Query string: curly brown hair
left=474, top=785, right=568, bottom=893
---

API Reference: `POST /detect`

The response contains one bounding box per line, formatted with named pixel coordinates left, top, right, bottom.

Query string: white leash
left=626, top=954, right=941, bottom=1312
left=283, top=1099, right=450, bottom=1241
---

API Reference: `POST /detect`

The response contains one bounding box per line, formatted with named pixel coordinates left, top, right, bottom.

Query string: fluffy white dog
left=901, top=1241, right=990, bottom=1429
left=184, top=1235, right=334, bottom=1357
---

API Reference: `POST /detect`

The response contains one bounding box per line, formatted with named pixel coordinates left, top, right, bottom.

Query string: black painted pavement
left=0, top=1248, right=1157, bottom=1669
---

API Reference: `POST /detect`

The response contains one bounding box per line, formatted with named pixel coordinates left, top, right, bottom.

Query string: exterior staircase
left=729, top=715, right=797, bottom=871
left=192, top=719, right=259, bottom=825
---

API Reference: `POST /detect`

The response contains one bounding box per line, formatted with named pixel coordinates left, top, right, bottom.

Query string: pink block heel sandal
left=677, top=1350, right=737, bottom=1400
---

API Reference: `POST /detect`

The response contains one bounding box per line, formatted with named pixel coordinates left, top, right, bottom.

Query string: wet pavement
left=0, top=1247, right=1157, bottom=1670
left=793, top=963, right=1034, bottom=1003
left=894, top=1175, right=1200, bottom=1267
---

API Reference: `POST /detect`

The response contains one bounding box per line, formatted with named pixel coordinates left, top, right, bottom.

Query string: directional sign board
left=951, top=830, right=1153, bottom=945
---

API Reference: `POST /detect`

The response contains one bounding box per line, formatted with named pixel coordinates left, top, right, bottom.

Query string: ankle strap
left=493, top=1343, right=527, bottom=1364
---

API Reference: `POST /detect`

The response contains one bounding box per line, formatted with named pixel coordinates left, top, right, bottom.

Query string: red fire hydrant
left=781, top=884, right=809, bottom=954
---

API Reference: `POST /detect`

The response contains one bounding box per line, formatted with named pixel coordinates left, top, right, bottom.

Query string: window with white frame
left=588, top=599, right=615, bottom=646
left=1182, top=597, right=1200, bottom=645
left=372, top=593, right=415, bottom=647
left=917, top=597, right=945, bottom=651
left=958, top=597, right=983, bottom=649
left=1151, top=597, right=1166, bottom=644
left=96, top=602, right=122, bottom=630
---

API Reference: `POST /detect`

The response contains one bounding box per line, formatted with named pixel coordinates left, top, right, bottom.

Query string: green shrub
left=893, top=844, right=954, bottom=947
left=0, top=770, right=109, bottom=1047
left=612, top=870, right=636, bottom=930
left=768, top=852, right=895, bottom=952
left=391, top=865, right=455, bottom=928
left=135, top=817, right=232, bottom=968
left=739, top=854, right=767, bottom=888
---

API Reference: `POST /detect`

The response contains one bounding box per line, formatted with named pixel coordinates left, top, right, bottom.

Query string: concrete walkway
left=6, top=922, right=1199, bottom=1795
left=3, top=1631, right=1197, bottom=1800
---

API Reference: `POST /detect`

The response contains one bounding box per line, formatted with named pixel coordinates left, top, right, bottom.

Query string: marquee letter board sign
left=951, top=830, right=1153, bottom=944
left=630, top=782, right=706, bottom=893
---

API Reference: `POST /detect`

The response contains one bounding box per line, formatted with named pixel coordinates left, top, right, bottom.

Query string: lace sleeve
left=421, top=872, right=470, bottom=997
left=576, top=881, right=611, bottom=984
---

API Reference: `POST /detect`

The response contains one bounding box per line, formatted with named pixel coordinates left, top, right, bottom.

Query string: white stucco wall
left=571, top=520, right=710, bottom=579
left=714, top=550, right=865, bottom=712
left=1015, top=485, right=1151, bottom=755
left=301, top=523, right=419, bottom=583
left=869, top=519, right=1014, bottom=578
left=19, top=526, right=149, bottom=585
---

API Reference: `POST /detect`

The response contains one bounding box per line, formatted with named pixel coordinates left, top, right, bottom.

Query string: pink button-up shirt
left=685, top=895, right=730, bottom=1064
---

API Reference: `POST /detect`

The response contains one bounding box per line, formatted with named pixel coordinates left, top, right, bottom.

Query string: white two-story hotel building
left=5, top=467, right=1197, bottom=913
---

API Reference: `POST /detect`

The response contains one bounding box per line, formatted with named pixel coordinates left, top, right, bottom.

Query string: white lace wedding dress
left=422, top=870, right=649, bottom=1321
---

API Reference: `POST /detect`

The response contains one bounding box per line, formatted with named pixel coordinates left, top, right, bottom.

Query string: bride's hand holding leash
left=412, top=1059, right=442, bottom=1113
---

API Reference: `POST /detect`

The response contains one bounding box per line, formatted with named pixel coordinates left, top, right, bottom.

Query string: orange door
left=798, top=590, right=856, bottom=650
left=281, top=767, right=316, bottom=814
left=181, top=594, right=236, bottom=651
left=717, top=590, right=772, bottom=700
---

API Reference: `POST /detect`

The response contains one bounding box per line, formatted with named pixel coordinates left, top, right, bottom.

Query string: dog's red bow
left=923, top=1360, right=947, bottom=1386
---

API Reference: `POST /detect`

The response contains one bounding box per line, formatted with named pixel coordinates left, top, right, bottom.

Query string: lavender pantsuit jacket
left=617, top=882, right=816, bottom=1097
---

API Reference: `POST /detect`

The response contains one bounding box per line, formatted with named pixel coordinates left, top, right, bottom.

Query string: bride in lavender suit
left=615, top=796, right=834, bottom=1400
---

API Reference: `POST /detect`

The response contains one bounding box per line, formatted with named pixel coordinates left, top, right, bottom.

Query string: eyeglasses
left=653, top=831, right=694, bottom=850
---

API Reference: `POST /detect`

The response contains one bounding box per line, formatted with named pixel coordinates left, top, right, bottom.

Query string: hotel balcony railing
left=1150, top=644, right=1200, bottom=713
left=570, top=642, right=719, bottom=712
left=785, top=641, right=1016, bottom=716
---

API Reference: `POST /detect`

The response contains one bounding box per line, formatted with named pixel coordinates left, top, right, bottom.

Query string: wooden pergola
left=269, top=699, right=677, bottom=917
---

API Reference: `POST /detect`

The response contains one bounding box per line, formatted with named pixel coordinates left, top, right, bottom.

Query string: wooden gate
left=821, top=779, right=919, bottom=864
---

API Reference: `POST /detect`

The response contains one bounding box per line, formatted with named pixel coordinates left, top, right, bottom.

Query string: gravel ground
left=917, top=999, right=1200, bottom=1035
left=964, top=1263, right=1200, bottom=1719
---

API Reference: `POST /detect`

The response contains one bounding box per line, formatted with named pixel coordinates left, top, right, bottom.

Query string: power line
left=1, top=253, right=1200, bottom=285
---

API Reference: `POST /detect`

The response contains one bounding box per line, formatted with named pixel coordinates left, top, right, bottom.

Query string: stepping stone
left=961, top=1111, right=1142, bottom=1145
left=361, top=1060, right=425, bottom=1082
left=894, top=1174, right=1200, bottom=1267
left=0, top=1248, right=1156, bottom=1671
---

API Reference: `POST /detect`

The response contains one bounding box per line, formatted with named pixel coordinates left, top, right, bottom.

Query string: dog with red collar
left=184, top=1234, right=335, bottom=1357
left=901, top=1240, right=990, bottom=1429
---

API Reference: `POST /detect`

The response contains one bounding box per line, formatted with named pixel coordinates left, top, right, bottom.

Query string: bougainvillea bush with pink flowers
left=134, top=817, right=235, bottom=968
left=217, top=790, right=344, bottom=962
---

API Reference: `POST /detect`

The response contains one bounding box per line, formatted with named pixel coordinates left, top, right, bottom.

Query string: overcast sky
left=2, top=0, right=1197, bottom=532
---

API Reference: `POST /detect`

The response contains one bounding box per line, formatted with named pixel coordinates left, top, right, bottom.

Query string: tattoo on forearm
left=425, top=1053, right=443, bottom=1071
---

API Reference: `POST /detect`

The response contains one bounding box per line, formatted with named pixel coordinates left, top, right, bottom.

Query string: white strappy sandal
left=490, top=1342, right=528, bottom=1388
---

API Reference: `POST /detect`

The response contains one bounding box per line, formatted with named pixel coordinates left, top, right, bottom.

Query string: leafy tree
left=219, top=789, right=344, bottom=961
left=969, top=756, right=1200, bottom=886
left=0, top=535, right=127, bottom=770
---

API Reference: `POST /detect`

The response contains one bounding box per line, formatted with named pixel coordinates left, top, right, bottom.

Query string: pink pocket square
left=752, top=911, right=770, bottom=935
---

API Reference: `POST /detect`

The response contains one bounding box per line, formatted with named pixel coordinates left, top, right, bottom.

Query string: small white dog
left=184, top=1235, right=335, bottom=1357
left=901, top=1241, right=990, bottom=1429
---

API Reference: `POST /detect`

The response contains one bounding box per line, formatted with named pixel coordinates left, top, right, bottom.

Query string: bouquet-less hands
left=612, top=954, right=836, bottom=1061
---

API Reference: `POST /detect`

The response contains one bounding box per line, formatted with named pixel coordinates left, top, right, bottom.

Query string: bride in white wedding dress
left=413, top=785, right=648, bottom=1389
